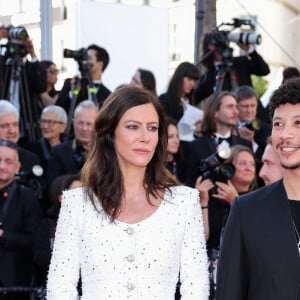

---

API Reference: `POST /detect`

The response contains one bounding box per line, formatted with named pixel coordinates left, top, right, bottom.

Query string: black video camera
left=63, top=48, right=88, bottom=61
left=198, top=148, right=235, bottom=193
left=63, top=48, right=93, bottom=74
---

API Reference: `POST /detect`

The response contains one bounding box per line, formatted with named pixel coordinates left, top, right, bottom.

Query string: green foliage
left=251, top=75, right=269, bottom=97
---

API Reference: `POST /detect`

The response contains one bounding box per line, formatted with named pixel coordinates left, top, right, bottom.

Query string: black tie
left=218, top=137, right=231, bottom=145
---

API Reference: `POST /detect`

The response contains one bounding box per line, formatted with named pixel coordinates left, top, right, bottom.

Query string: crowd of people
left=0, top=23, right=299, bottom=300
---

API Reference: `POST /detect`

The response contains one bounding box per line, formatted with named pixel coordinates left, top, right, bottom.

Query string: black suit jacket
left=195, top=50, right=270, bottom=105
left=216, top=180, right=300, bottom=300
left=184, top=134, right=252, bottom=187
left=46, top=140, right=83, bottom=186
left=56, top=78, right=111, bottom=114
left=0, top=182, right=42, bottom=287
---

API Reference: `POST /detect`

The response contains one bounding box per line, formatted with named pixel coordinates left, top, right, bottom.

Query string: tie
left=218, top=137, right=231, bottom=145
left=94, top=83, right=100, bottom=88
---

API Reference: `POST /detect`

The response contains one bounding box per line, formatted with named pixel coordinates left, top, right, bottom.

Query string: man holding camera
left=56, top=44, right=111, bottom=121
left=0, top=25, right=47, bottom=144
left=195, top=27, right=270, bottom=107
left=0, top=139, right=42, bottom=300
left=235, top=85, right=271, bottom=160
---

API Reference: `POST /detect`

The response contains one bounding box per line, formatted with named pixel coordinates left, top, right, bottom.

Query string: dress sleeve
left=46, top=190, right=81, bottom=300
left=180, top=188, right=210, bottom=299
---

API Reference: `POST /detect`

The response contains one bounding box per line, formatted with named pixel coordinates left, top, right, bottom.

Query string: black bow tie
left=217, top=136, right=231, bottom=144
left=93, top=83, right=100, bottom=88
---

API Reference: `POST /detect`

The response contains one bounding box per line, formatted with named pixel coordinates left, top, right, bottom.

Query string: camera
left=63, top=48, right=88, bottom=61
left=239, top=118, right=261, bottom=131
left=15, top=165, right=44, bottom=199
left=0, top=25, right=29, bottom=59
left=6, top=25, right=29, bottom=41
left=63, top=47, right=93, bottom=74
left=198, top=148, right=235, bottom=192
left=208, top=17, right=261, bottom=53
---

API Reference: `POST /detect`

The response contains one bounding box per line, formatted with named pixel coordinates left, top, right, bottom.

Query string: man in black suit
left=0, top=139, right=42, bottom=300
left=195, top=30, right=270, bottom=119
left=216, top=78, right=300, bottom=300
left=56, top=44, right=111, bottom=115
left=46, top=100, right=98, bottom=186
left=185, top=91, right=252, bottom=187
left=183, top=91, right=252, bottom=299
left=0, top=101, right=43, bottom=199
left=235, top=85, right=271, bottom=160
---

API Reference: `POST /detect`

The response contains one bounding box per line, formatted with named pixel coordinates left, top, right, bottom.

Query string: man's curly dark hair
left=269, top=77, right=300, bottom=119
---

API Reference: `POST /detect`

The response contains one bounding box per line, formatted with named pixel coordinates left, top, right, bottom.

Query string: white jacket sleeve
left=180, top=188, right=209, bottom=299
left=46, top=189, right=82, bottom=300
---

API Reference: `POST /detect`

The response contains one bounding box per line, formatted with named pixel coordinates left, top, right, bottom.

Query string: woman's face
left=181, top=76, right=196, bottom=97
left=130, top=70, right=144, bottom=89
left=47, top=64, right=58, bottom=85
left=40, top=111, right=65, bottom=141
left=167, top=124, right=179, bottom=155
left=232, top=151, right=256, bottom=187
left=114, top=103, right=159, bottom=171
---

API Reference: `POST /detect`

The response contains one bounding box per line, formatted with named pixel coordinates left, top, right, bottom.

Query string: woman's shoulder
left=166, top=185, right=199, bottom=205
left=61, top=186, right=90, bottom=209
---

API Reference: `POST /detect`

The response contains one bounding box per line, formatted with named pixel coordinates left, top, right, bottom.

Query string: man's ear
left=15, top=161, right=21, bottom=173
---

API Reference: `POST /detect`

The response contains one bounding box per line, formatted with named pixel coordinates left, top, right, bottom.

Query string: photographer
left=195, top=19, right=270, bottom=106
left=235, top=85, right=271, bottom=160
left=195, top=145, right=257, bottom=300
left=56, top=44, right=111, bottom=119
left=0, top=25, right=47, bottom=144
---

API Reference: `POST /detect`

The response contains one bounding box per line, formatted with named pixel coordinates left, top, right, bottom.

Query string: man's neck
left=283, top=171, right=300, bottom=200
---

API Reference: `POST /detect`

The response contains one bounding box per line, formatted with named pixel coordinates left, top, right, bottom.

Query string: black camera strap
left=0, top=181, right=17, bottom=226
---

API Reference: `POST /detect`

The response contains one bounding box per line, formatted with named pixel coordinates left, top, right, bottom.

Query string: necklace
left=292, top=220, right=300, bottom=255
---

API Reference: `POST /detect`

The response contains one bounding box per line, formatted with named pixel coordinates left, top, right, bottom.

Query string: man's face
left=87, top=49, right=103, bottom=74
left=215, top=95, right=239, bottom=128
left=0, top=113, right=19, bottom=143
left=0, top=146, right=20, bottom=187
left=73, top=107, right=97, bottom=148
left=259, top=144, right=284, bottom=185
left=237, top=96, right=258, bottom=122
left=272, top=103, right=300, bottom=170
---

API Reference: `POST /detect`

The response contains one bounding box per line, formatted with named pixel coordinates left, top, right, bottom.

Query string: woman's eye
left=148, top=126, right=158, bottom=131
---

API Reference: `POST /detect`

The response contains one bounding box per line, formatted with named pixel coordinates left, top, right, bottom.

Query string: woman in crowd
left=159, top=62, right=199, bottom=123
left=130, top=68, right=157, bottom=95
left=25, top=105, right=67, bottom=171
left=38, top=60, right=60, bottom=111
left=165, top=117, right=187, bottom=183
left=47, top=86, right=209, bottom=299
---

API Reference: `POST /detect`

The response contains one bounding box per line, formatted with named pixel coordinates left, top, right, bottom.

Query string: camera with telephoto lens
left=207, top=18, right=261, bottom=63
left=0, top=25, right=29, bottom=58
left=198, top=148, right=235, bottom=194
left=6, top=25, right=29, bottom=41
left=239, top=119, right=261, bottom=131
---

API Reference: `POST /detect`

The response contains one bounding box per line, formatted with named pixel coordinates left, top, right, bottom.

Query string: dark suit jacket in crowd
left=184, top=134, right=252, bottom=187
left=195, top=50, right=270, bottom=105
left=46, top=140, right=83, bottom=186
left=216, top=180, right=300, bottom=300
left=0, top=182, right=42, bottom=289
left=56, top=78, right=111, bottom=114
